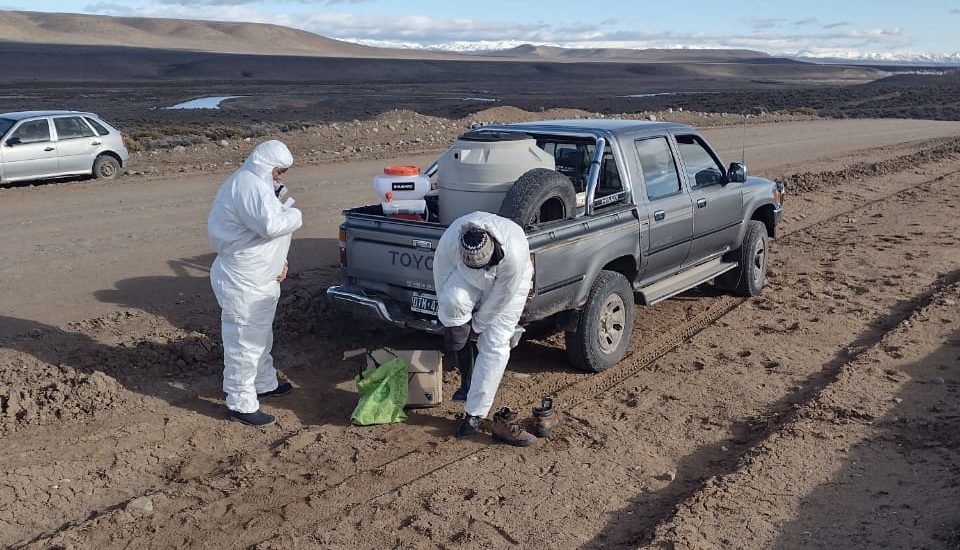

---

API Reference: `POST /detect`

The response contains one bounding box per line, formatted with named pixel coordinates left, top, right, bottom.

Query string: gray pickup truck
left=328, top=120, right=784, bottom=371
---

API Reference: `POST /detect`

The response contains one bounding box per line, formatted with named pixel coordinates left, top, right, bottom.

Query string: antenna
left=740, top=111, right=747, bottom=165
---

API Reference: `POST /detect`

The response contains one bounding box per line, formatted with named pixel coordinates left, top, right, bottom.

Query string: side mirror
left=727, top=162, right=746, bottom=184
left=5, top=137, right=21, bottom=147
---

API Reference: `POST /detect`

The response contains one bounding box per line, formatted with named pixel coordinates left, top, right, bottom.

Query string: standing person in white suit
left=433, top=211, right=538, bottom=446
left=207, top=140, right=302, bottom=427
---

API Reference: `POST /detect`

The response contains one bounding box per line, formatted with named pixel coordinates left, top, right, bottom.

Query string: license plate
left=411, top=292, right=438, bottom=315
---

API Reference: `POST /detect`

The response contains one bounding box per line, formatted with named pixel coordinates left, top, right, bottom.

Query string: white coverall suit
left=207, top=140, right=302, bottom=414
left=433, top=212, right=533, bottom=418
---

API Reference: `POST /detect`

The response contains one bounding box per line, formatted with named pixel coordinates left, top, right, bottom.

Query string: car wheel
left=565, top=270, right=635, bottom=372
left=93, top=155, right=120, bottom=180
left=716, top=220, right=768, bottom=296
left=498, top=168, right=576, bottom=227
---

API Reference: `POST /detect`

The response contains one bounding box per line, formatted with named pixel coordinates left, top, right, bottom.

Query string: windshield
left=0, top=118, right=14, bottom=137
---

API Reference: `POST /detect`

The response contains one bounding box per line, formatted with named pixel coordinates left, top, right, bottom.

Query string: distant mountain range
left=357, top=40, right=960, bottom=67
left=1, top=10, right=957, bottom=67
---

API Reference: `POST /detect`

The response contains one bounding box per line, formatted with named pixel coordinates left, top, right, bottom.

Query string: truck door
left=675, top=133, right=743, bottom=262
left=634, top=136, right=692, bottom=279
left=1, top=119, right=58, bottom=181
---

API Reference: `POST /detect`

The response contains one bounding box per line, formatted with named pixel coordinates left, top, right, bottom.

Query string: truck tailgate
left=344, top=216, right=444, bottom=292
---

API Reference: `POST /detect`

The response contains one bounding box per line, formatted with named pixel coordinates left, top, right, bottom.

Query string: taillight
left=120, top=131, right=129, bottom=147
left=338, top=227, right=347, bottom=267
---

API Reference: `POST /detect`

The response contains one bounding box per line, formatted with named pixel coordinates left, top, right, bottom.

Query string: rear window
left=0, top=118, right=13, bottom=137
left=635, top=136, right=682, bottom=200
left=84, top=116, right=112, bottom=136
left=54, top=116, right=96, bottom=139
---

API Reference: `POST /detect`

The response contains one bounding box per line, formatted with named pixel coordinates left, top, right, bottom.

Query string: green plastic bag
left=351, top=352, right=409, bottom=426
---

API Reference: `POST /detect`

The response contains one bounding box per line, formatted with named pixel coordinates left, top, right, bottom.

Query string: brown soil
left=1, top=115, right=959, bottom=549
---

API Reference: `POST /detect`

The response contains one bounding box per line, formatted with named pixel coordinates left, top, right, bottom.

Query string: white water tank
left=437, top=131, right=555, bottom=224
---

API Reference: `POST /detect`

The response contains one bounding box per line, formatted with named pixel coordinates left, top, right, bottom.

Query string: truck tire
left=498, top=168, right=576, bottom=227
left=715, top=220, right=768, bottom=296
left=565, top=270, right=635, bottom=372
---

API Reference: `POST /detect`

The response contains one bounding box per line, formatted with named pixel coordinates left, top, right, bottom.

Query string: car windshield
left=0, top=118, right=14, bottom=137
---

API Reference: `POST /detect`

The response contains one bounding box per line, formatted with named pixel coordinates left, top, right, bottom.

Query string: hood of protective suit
left=241, top=140, right=293, bottom=181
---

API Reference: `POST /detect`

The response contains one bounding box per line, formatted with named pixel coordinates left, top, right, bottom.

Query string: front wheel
left=93, top=155, right=120, bottom=180
left=565, top=270, right=636, bottom=372
left=716, top=220, right=768, bottom=296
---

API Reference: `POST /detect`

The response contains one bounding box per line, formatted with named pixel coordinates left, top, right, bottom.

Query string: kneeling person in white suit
left=207, top=140, right=302, bottom=427
left=433, top=211, right=538, bottom=446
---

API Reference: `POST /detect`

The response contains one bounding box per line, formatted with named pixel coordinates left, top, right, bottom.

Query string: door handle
left=654, top=210, right=666, bottom=221
left=697, top=198, right=707, bottom=208
left=44, top=146, right=55, bottom=151
left=91, top=140, right=102, bottom=146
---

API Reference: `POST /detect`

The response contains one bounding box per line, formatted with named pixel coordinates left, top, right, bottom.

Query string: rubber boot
left=532, top=396, right=561, bottom=437
left=490, top=407, right=538, bottom=447
left=452, top=344, right=474, bottom=402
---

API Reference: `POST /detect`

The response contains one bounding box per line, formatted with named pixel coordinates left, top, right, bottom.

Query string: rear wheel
left=93, top=155, right=120, bottom=180
left=498, top=168, right=576, bottom=227
left=565, top=270, right=635, bottom=372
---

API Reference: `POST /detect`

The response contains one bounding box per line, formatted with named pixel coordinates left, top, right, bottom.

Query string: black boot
left=456, top=414, right=483, bottom=438
left=452, top=344, right=474, bottom=402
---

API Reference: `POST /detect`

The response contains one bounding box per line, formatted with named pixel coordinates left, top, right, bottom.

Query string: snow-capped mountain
left=793, top=51, right=960, bottom=65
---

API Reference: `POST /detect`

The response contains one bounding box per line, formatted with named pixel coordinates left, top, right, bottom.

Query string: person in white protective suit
left=432, top=211, right=538, bottom=446
left=207, top=140, right=302, bottom=427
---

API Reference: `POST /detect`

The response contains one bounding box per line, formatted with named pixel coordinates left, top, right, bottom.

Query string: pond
left=165, top=96, right=243, bottom=109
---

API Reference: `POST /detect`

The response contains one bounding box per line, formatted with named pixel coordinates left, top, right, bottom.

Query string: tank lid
left=383, top=164, right=420, bottom=176
left=457, top=130, right=532, bottom=142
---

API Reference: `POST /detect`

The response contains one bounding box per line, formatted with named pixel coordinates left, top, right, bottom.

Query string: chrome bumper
left=326, top=285, right=444, bottom=335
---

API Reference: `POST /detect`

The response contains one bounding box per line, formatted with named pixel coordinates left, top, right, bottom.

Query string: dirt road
left=1, top=117, right=959, bottom=549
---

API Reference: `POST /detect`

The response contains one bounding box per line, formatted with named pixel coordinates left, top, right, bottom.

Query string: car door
left=675, top=133, right=744, bottom=261
left=52, top=116, right=101, bottom=174
left=634, top=136, right=693, bottom=280
left=1, top=118, right=58, bottom=181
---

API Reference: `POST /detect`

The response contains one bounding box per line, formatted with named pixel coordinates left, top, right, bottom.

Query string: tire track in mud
left=14, top=151, right=960, bottom=548
left=641, top=271, right=960, bottom=549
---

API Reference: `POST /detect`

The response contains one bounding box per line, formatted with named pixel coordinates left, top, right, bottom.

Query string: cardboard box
left=368, top=348, right=443, bottom=407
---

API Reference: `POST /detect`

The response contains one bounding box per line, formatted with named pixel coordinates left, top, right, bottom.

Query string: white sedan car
left=0, top=110, right=130, bottom=184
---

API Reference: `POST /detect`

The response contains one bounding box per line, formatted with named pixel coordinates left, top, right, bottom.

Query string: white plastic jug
left=373, top=165, right=430, bottom=202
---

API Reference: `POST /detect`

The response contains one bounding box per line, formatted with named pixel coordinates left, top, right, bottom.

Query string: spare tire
left=498, top=168, right=577, bottom=227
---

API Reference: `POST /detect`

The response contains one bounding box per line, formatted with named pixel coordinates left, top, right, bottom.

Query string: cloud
left=822, top=21, right=850, bottom=30
left=951, top=8, right=960, bottom=14
left=793, top=17, right=819, bottom=26
left=742, top=16, right=785, bottom=31
left=84, top=2, right=137, bottom=13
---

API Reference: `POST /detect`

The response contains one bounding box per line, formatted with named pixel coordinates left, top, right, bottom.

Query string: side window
left=635, top=137, right=681, bottom=200
left=676, top=134, right=725, bottom=188
left=54, top=117, right=96, bottom=140
left=11, top=120, right=51, bottom=144
left=84, top=117, right=111, bottom=136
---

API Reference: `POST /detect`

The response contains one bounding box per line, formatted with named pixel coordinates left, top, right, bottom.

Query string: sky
left=5, top=0, right=960, bottom=58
